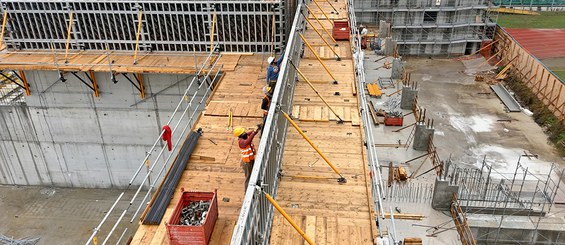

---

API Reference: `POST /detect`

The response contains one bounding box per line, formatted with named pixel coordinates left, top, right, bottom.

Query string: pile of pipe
left=179, top=200, right=211, bottom=226
left=386, top=111, right=403, bottom=118
left=0, top=235, right=40, bottom=245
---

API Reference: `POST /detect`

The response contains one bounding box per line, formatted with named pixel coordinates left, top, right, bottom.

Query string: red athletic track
left=505, top=28, right=565, bottom=60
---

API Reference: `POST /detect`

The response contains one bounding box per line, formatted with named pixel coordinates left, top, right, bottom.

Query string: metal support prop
left=209, top=11, right=217, bottom=59
left=88, top=71, right=99, bottom=97
left=311, top=0, right=334, bottom=25
left=290, top=62, right=344, bottom=123
left=299, top=33, right=339, bottom=83
left=133, top=9, right=143, bottom=64
left=0, top=10, right=7, bottom=49
left=64, top=10, right=74, bottom=63
left=263, top=191, right=314, bottom=245
left=271, top=11, right=276, bottom=56
left=301, top=12, right=340, bottom=60
left=70, top=72, right=96, bottom=92
left=282, top=111, right=346, bottom=183
left=136, top=73, right=145, bottom=99
left=14, top=71, right=30, bottom=96
left=305, top=5, right=337, bottom=44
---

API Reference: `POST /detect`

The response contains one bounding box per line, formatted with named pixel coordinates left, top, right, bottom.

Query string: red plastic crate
left=166, top=190, right=218, bottom=245
left=332, top=21, right=350, bottom=41
left=384, top=116, right=403, bottom=126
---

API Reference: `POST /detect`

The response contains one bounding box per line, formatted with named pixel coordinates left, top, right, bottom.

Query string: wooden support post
left=282, top=111, right=346, bottom=182
left=18, top=71, right=30, bottom=96
left=305, top=5, right=337, bottom=44
left=299, top=33, right=339, bottom=83
left=0, top=10, right=7, bottom=49
left=302, top=12, right=340, bottom=60
left=89, top=70, right=99, bottom=97
left=64, top=11, right=74, bottom=63
left=312, top=0, right=334, bottom=25
left=290, top=62, right=344, bottom=122
left=133, top=9, right=144, bottom=64
left=264, top=192, right=315, bottom=245
left=136, top=73, right=145, bottom=99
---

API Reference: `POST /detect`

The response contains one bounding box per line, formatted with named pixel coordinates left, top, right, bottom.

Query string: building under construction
left=1, top=0, right=565, bottom=245
left=354, top=0, right=498, bottom=55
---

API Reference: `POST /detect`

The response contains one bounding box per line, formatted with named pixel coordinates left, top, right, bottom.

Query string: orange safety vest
left=263, top=95, right=271, bottom=115
left=240, top=142, right=256, bottom=163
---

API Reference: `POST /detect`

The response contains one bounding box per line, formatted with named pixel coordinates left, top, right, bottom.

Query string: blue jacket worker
left=266, top=52, right=285, bottom=86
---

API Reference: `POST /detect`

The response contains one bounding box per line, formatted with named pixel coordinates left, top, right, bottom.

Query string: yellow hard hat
left=233, top=127, right=245, bottom=137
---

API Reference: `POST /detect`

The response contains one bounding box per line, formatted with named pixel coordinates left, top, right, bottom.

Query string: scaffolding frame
left=0, top=0, right=286, bottom=53
left=354, top=0, right=499, bottom=55
left=445, top=156, right=565, bottom=244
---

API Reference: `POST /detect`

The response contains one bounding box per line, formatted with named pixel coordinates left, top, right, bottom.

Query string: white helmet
left=267, top=56, right=275, bottom=64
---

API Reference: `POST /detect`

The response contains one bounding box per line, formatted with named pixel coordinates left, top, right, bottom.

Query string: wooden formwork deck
left=131, top=54, right=266, bottom=244
left=269, top=0, right=376, bottom=244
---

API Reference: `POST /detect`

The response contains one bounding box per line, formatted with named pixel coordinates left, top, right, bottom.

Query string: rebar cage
left=1, top=0, right=288, bottom=53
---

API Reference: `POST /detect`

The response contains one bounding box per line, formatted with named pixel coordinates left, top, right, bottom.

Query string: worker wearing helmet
left=233, top=125, right=261, bottom=189
left=266, top=51, right=285, bottom=87
left=261, top=86, right=273, bottom=126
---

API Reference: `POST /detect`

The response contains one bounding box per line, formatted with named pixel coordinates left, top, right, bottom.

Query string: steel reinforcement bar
left=0, top=0, right=287, bottom=53
left=230, top=2, right=306, bottom=244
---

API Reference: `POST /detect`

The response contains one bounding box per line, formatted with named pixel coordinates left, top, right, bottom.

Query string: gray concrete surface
left=0, top=71, right=205, bottom=188
left=363, top=52, right=565, bottom=244
left=0, top=185, right=138, bottom=245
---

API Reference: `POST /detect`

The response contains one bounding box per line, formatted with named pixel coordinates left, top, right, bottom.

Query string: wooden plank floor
left=131, top=54, right=266, bottom=245
left=269, top=0, right=376, bottom=244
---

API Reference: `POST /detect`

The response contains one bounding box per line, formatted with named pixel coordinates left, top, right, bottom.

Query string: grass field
left=552, top=70, right=565, bottom=81
left=497, top=11, right=565, bottom=28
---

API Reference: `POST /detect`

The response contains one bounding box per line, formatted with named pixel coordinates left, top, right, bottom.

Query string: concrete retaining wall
left=0, top=71, right=202, bottom=188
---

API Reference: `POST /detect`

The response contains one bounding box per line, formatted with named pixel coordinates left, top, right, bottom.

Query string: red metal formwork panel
left=333, top=21, right=350, bottom=41
left=166, top=190, right=218, bottom=245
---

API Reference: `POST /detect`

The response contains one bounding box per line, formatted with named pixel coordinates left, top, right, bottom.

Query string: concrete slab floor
left=0, top=185, right=138, bottom=245
left=363, top=52, right=565, bottom=244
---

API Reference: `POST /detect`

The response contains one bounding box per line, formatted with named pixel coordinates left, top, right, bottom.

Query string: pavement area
left=0, top=185, right=138, bottom=245
left=363, top=52, right=565, bottom=244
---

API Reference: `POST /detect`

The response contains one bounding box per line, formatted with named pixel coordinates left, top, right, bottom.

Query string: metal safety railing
left=85, top=46, right=223, bottom=245
left=348, top=0, right=387, bottom=227
left=230, top=2, right=307, bottom=244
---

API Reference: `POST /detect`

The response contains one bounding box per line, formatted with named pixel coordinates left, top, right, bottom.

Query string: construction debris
left=179, top=200, right=211, bottom=226
left=0, top=235, right=40, bottom=245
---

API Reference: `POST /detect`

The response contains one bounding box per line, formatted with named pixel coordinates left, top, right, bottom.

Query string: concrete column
left=391, top=58, right=404, bottom=79
left=400, top=86, right=417, bottom=110
left=413, top=122, right=434, bottom=151
left=432, top=177, right=459, bottom=210
left=378, top=20, right=389, bottom=37
left=383, top=37, right=396, bottom=56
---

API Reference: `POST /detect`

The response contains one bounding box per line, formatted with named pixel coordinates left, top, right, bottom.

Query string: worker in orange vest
left=261, top=86, right=273, bottom=126
left=233, top=125, right=261, bottom=189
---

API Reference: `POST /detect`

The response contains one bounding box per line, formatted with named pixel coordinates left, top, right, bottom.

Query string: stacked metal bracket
left=1, top=0, right=286, bottom=52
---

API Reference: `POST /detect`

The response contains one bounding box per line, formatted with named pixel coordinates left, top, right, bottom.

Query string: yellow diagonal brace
left=305, top=5, right=337, bottom=44
left=133, top=9, right=144, bottom=64
left=282, top=111, right=345, bottom=182
left=210, top=11, right=216, bottom=55
left=302, top=12, right=340, bottom=60
left=1, top=10, right=8, bottom=49
left=64, top=11, right=74, bottom=63
left=299, top=33, right=339, bottom=83
left=312, top=0, right=333, bottom=25
left=290, top=62, right=344, bottom=123
left=264, top=192, right=315, bottom=245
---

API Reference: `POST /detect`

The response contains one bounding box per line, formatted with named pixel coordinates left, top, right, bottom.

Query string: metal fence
left=348, top=0, right=387, bottom=229
left=230, top=2, right=306, bottom=244
left=1, top=0, right=285, bottom=53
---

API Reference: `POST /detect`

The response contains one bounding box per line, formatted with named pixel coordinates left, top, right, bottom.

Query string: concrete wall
left=0, top=70, right=204, bottom=188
